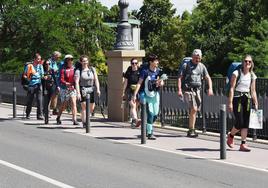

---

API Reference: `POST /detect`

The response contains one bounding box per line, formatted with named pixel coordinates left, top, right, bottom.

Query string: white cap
left=64, top=54, right=73, bottom=59
left=192, top=49, right=202, bottom=57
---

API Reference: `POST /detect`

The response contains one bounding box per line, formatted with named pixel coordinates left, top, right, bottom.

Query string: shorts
left=80, top=91, right=95, bottom=103
left=126, top=88, right=139, bottom=102
left=60, top=88, right=77, bottom=102
left=184, top=89, right=202, bottom=110
left=233, top=95, right=251, bottom=129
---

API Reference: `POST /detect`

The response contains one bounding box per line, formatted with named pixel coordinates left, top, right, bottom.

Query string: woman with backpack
left=227, top=55, right=258, bottom=152
left=56, top=54, right=78, bottom=125
left=75, top=55, right=100, bottom=127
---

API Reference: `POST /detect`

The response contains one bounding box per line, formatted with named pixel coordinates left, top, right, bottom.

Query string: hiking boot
left=147, top=134, right=156, bottom=140
left=187, top=129, right=198, bottom=138
left=227, top=133, right=234, bottom=148
left=73, top=120, right=79, bottom=126
left=239, top=144, right=251, bottom=152
left=56, top=116, right=61, bottom=125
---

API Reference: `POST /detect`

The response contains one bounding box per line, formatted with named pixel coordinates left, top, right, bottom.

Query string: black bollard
left=141, top=101, right=146, bottom=144
left=13, top=76, right=17, bottom=119
left=220, top=104, right=226, bottom=159
left=85, top=93, right=91, bottom=133
left=44, top=87, right=49, bottom=124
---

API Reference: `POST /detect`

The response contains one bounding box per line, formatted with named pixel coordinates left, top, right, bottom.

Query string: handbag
left=249, top=109, right=263, bottom=129
left=81, top=86, right=94, bottom=97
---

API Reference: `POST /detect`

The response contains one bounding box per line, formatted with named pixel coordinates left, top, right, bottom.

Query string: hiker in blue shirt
left=47, top=51, right=62, bottom=115
left=133, top=54, right=166, bottom=140
left=23, top=53, right=44, bottom=120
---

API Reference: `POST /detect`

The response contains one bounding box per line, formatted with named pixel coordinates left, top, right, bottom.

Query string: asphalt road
left=0, top=119, right=267, bottom=188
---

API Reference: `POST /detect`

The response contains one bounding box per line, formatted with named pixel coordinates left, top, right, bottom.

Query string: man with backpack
left=23, top=53, right=44, bottom=120
left=178, top=49, right=213, bottom=137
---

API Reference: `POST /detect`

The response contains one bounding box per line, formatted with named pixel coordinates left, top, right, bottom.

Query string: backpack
left=224, top=62, right=254, bottom=96
left=179, top=58, right=203, bottom=90
left=21, top=62, right=32, bottom=91
left=225, top=62, right=241, bottom=96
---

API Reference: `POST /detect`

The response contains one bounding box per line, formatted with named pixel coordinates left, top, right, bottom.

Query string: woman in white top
left=227, top=55, right=258, bottom=152
left=75, top=55, right=100, bottom=127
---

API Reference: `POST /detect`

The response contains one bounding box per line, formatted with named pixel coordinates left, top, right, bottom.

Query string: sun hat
left=192, top=49, right=202, bottom=57
left=64, top=54, right=73, bottom=60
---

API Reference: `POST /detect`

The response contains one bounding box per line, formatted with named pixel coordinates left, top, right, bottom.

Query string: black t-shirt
left=123, top=66, right=140, bottom=88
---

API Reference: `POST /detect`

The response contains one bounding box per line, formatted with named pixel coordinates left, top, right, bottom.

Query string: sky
left=98, top=0, right=197, bottom=16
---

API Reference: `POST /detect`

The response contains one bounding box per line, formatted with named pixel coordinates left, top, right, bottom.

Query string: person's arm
left=93, top=69, right=101, bottom=96
left=74, top=70, right=81, bottom=100
left=228, top=74, right=237, bottom=112
left=122, top=78, right=128, bottom=98
left=132, top=78, right=143, bottom=102
left=251, top=78, right=258, bottom=109
left=177, top=75, right=183, bottom=97
left=205, top=74, right=213, bottom=96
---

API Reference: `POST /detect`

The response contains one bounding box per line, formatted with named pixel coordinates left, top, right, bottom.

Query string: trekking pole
left=85, top=93, right=91, bottom=133
left=220, top=104, right=227, bottom=160
left=13, top=75, right=17, bottom=119
left=141, top=98, right=146, bottom=144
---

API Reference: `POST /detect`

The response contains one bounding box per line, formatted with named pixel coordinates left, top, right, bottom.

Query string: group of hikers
left=123, top=50, right=258, bottom=151
left=22, top=49, right=258, bottom=151
left=22, top=52, right=100, bottom=128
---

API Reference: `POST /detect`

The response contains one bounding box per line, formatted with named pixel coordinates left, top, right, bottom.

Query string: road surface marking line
left=0, top=159, right=75, bottom=188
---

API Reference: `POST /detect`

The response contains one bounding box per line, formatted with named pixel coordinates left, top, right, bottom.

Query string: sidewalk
left=1, top=103, right=268, bottom=173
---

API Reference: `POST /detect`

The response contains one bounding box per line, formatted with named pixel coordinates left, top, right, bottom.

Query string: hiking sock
left=241, top=141, right=246, bottom=145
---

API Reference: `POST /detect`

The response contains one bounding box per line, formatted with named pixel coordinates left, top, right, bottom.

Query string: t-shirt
left=233, top=70, right=257, bottom=92
left=24, top=64, right=44, bottom=86
left=60, top=67, right=75, bottom=89
left=178, top=61, right=208, bottom=89
left=75, top=67, right=96, bottom=87
left=123, top=66, right=140, bottom=88
left=139, top=67, right=160, bottom=92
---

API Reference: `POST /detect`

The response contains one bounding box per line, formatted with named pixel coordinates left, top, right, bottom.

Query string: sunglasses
left=131, top=62, right=138, bottom=65
left=244, top=60, right=252, bottom=63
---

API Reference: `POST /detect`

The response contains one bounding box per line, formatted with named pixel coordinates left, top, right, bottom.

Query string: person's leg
left=70, top=96, right=78, bottom=124
left=239, top=96, right=251, bottom=151
left=129, top=100, right=138, bottom=120
left=36, top=85, right=43, bottom=119
left=56, top=101, right=66, bottom=124
left=26, top=87, right=34, bottom=118
left=80, top=102, right=86, bottom=124
left=189, top=107, right=197, bottom=130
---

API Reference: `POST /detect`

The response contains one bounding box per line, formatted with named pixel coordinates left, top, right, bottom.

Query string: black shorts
left=233, top=95, right=251, bottom=129
left=126, top=88, right=139, bottom=101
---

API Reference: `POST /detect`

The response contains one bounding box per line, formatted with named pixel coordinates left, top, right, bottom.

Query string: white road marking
left=0, top=159, right=75, bottom=188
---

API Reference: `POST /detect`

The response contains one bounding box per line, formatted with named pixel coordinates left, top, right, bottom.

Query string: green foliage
left=0, top=0, right=114, bottom=74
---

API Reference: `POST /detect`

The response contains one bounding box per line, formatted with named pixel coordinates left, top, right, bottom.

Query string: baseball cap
left=64, top=54, right=73, bottom=60
left=192, top=49, right=202, bottom=57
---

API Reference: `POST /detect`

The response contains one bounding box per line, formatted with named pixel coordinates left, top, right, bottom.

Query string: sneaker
left=239, top=144, right=251, bottom=152
left=147, top=134, right=156, bottom=140
left=73, top=121, right=79, bottom=126
left=135, top=119, right=141, bottom=128
left=187, top=129, right=198, bottom=138
left=56, top=117, right=61, bottom=125
left=227, top=133, right=234, bottom=148
left=131, top=119, right=136, bottom=129
left=37, top=116, right=44, bottom=120
left=26, top=115, right=30, bottom=119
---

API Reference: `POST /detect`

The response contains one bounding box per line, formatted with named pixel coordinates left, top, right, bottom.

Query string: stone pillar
left=106, top=50, right=145, bottom=121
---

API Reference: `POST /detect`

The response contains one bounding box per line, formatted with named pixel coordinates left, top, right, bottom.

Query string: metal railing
left=1, top=73, right=267, bottom=140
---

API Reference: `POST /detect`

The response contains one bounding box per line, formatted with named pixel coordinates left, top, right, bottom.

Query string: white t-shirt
left=233, top=70, right=257, bottom=92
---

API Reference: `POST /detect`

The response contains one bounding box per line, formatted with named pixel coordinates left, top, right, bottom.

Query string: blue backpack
left=225, top=62, right=242, bottom=96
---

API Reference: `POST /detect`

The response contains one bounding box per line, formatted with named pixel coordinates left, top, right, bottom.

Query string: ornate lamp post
left=114, top=0, right=134, bottom=50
